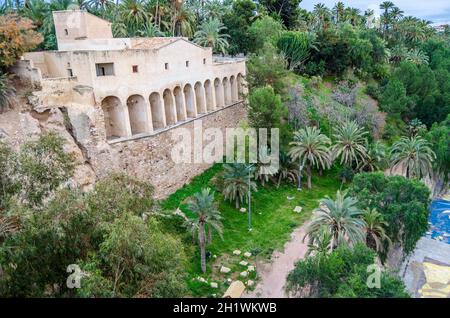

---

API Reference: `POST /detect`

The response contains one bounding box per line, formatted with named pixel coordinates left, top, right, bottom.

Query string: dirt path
left=244, top=223, right=309, bottom=298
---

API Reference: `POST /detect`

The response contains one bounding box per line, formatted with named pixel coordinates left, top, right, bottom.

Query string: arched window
left=204, top=80, right=215, bottom=111
left=101, top=96, right=127, bottom=139
left=149, top=92, right=165, bottom=129
left=183, top=84, right=197, bottom=118
left=194, top=81, right=207, bottom=114
left=222, top=77, right=231, bottom=105
left=214, top=78, right=224, bottom=108
left=127, top=94, right=149, bottom=134
left=173, top=86, right=187, bottom=121
left=163, top=89, right=177, bottom=125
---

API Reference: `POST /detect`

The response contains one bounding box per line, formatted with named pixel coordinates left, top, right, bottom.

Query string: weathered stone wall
left=74, top=102, right=247, bottom=198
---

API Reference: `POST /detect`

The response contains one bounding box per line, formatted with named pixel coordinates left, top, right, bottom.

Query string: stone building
left=11, top=10, right=247, bottom=197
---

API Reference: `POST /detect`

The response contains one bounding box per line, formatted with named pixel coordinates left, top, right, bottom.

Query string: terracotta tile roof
left=130, top=37, right=181, bottom=50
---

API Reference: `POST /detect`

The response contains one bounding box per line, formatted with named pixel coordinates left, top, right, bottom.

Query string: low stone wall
left=79, top=102, right=247, bottom=199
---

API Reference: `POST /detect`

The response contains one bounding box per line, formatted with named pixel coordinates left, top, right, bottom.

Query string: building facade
left=11, top=10, right=247, bottom=197
left=14, top=10, right=246, bottom=143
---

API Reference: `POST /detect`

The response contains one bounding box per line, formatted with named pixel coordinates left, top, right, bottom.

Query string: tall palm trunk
left=307, top=164, right=312, bottom=189
left=199, top=223, right=206, bottom=273
left=235, top=196, right=239, bottom=209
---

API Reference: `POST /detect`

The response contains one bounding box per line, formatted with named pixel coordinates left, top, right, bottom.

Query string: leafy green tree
left=248, top=15, right=284, bottom=53
left=288, top=126, right=332, bottom=189
left=193, top=17, right=230, bottom=54
left=222, top=0, right=256, bottom=55
left=390, top=136, right=435, bottom=179
left=85, top=173, right=155, bottom=229
left=349, top=172, right=430, bottom=254
left=185, top=188, right=223, bottom=273
left=98, top=214, right=187, bottom=297
left=380, top=79, right=413, bottom=119
left=426, top=115, right=450, bottom=181
left=0, top=189, right=93, bottom=297
left=16, top=132, right=75, bottom=207
left=222, top=163, right=256, bottom=209
left=305, top=190, right=366, bottom=251
left=246, top=43, right=287, bottom=94
left=332, top=121, right=368, bottom=169
left=286, top=244, right=409, bottom=298
left=248, top=86, right=286, bottom=130
left=259, top=0, right=301, bottom=29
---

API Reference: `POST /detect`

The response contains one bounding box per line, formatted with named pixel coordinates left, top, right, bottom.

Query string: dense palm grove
left=0, top=0, right=449, bottom=297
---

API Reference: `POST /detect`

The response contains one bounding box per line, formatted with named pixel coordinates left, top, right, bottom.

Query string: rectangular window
left=67, top=69, right=73, bottom=77
left=165, top=63, right=169, bottom=70
left=132, top=65, right=138, bottom=73
left=185, top=61, right=189, bottom=67
left=203, top=58, right=206, bottom=65
left=95, top=63, right=115, bottom=76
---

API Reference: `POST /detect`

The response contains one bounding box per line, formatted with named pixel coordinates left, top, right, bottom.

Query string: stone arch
left=173, top=86, right=187, bottom=121
left=194, top=81, right=206, bottom=114
left=223, top=77, right=231, bottom=105
left=163, top=89, right=177, bottom=125
left=230, top=75, right=238, bottom=102
left=127, top=94, right=149, bottom=135
left=183, top=84, right=196, bottom=118
left=204, top=79, right=215, bottom=111
left=101, top=96, right=128, bottom=139
left=237, top=73, right=244, bottom=98
left=214, top=78, right=224, bottom=108
left=149, top=92, right=165, bottom=129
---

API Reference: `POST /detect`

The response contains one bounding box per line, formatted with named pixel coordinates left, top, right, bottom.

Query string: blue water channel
left=426, top=200, right=450, bottom=244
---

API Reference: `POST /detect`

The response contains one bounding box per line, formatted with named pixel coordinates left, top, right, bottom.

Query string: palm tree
left=86, top=0, right=112, bottom=12
left=406, top=48, right=429, bottom=65
left=21, top=0, right=49, bottom=29
left=346, top=7, right=361, bottom=26
left=185, top=188, right=223, bottom=273
left=312, top=3, right=331, bottom=30
left=171, top=5, right=195, bottom=37
left=407, top=118, right=427, bottom=137
left=362, top=208, right=391, bottom=253
left=332, top=121, right=368, bottom=168
left=255, top=146, right=279, bottom=187
left=137, top=20, right=164, bottom=37
left=390, top=136, right=436, bottom=179
left=304, top=190, right=366, bottom=251
left=0, top=73, right=16, bottom=114
left=390, top=7, right=404, bottom=22
left=380, top=1, right=395, bottom=37
left=222, top=163, right=256, bottom=209
left=118, top=0, right=149, bottom=31
left=357, top=142, right=388, bottom=172
left=275, top=151, right=299, bottom=187
left=332, top=2, right=345, bottom=24
left=305, top=226, right=332, bottom=257
left=193, top=17, right=230, bottom=54
left=288, top=126, right=332, bottom=189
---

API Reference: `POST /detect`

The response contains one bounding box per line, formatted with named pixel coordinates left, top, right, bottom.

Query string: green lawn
left=160, top=163, right=341, bottom=297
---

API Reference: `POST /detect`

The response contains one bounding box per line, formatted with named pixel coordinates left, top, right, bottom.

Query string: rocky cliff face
left=1, top=83, right=247, bottom=198
left=0, top=93, right=97, bottom=191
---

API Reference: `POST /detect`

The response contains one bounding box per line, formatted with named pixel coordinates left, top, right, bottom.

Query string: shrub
left=286, top=244, right=409, bottom=298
